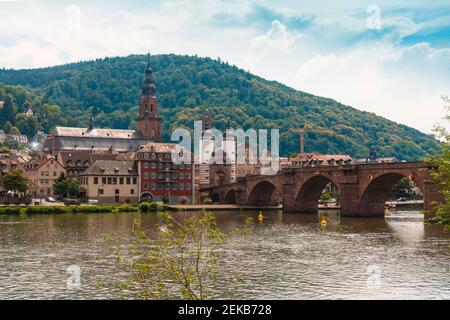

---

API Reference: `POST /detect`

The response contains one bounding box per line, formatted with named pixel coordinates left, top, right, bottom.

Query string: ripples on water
left=0, top=210, right=448, bottom=300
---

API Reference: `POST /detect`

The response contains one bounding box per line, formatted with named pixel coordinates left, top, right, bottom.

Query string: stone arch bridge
left=202, top=162, right=443, bottom=217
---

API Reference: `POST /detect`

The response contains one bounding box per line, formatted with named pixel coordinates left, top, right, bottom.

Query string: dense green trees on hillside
left=0, top=54, right=440, bottom=160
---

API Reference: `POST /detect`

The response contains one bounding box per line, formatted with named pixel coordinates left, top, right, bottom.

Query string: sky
left=0, top=0, right=449, bottom=134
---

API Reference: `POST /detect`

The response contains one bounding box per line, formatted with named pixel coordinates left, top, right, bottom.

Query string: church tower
left=137, top=54, right=162, bottom=142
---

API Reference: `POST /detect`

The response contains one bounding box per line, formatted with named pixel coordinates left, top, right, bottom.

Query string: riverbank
left=0, top=202, right=167, bottom=215
left=167, top=204, right=282, bottom=211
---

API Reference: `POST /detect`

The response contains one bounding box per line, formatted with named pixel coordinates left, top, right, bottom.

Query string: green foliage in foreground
left=426, top=96, right=450, bottom=230
left=104, top=209, right=253, bottom=300
left=0, top=54, right=440, bottom=160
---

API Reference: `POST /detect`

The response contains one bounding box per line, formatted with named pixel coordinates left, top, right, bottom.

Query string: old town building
left=79, top=160, right=138, bottom=204
left=24, top=157, right=66, bottom=197
left=137, top=142, right=193, bottom=204
left=0, top=149, right=30, bottom=194
left=56, top=150, right=117, bottom=177
left=289, top=153, right=353, bottom=166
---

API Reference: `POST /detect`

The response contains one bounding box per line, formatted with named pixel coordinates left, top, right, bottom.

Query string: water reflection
left=0, top=210, right=448, bottom=299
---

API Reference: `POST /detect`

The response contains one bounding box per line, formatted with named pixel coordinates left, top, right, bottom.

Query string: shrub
left=118, top=205, right=139, bottom=213
left=25, top=206, right=66, bottom=214
left=0, top=207, right=21, bottom=214
left=139, top=202, right=166, bottom=213
left=139, top=201, right=151, bottom=213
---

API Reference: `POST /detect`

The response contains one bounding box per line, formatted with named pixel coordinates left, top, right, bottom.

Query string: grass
left=0, top=204, right=142, bottom=215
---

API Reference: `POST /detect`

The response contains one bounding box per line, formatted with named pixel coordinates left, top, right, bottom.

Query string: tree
left=106, top=210, right=252, bottom=299
left=15, top=113, right=39, bottom=137
left=426, top=95, right=450, bottom=229
left=3, top=169, right=28, bottom=196
left=320, top=192, right=332, bottom=202
left=2, top=121, right=13, bottom=134
left=161, top=194, right=170, bottom=204
left=53, top=176, right=81, bottom=198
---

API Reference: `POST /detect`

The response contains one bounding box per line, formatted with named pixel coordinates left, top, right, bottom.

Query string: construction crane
left=291, top=129, right=335, bottom=155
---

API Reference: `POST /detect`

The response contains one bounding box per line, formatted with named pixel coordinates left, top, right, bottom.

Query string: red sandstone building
left=137, top=142, right=193, bottom=204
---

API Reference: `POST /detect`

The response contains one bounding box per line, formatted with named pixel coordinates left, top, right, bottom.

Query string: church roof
left=54, top=127, right=142, bottom=139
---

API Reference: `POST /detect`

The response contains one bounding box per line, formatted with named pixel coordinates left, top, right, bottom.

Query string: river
left=0, top=210, right=448, bottom=299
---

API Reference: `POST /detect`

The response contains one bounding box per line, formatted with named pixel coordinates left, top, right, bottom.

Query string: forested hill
left=0, top=54, right=439, bottom=160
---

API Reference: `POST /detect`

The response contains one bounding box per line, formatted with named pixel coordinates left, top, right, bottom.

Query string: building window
left=102, top=177, right=107, bottom=184
left=133, top=177, right=137, bottom=184
left=179, top=173, right=184, bottom=179
left=144, top=153, right=149, bottom=159
left=120, top=177, right=124, bottom=184
left=151, top=183, right=156, bottom=190
left=179, top=183, right=184, bottom=190
left=112, top=177, right=117, bottom=184
left=151, top=153, right=156, bottom=159
left=98, top=188, right=104, bottom=195
left=126, top=177, right=131, bottom=184
left=172, top=183, right=177, bottom=190
left=130, top=189, right=134, bottom=195
left=186, top=183, right=191, bottom=190
left=115, top=189, right=119, bottom=195
left=144, top=162, right=149, bottom=168
left=158, top=162, right=163, bottom=169
left=165, top=183, right=170, bottom=190
left=107, top=177, right=112, bottom=184
left=144, top=172, right=149, bottom=179
left=143, top=183, right=149, bottom=190
left=151, top=172, right=156, bottom=179
left=151, top=162, right=156, bottom=168
left=94, top=177, right=98, bottom=184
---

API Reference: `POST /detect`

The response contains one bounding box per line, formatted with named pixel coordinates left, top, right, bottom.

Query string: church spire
left=137, top=52, right=161, bottom=142
left=142, top=53, right=156, bottom=97
left=88, top=115, right=94, bottom=131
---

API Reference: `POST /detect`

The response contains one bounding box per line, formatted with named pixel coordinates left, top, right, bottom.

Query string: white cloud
left=243, top=20, right=302, bottom=72
left=293, top=43, right=450, bottom=133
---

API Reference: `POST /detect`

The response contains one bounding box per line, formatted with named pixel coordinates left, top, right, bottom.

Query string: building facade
left=24, top=157, right=66, bottom=197
left=137, top=142, right=193, bottom=204
left=56, top=150, right=117, bottom=177
left=79, top=160, right=138, bottom=204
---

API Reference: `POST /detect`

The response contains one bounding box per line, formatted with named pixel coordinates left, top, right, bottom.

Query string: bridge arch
left=247, top=181, right=281, bottom=206
left=140, top=192, right=154, bottom=202
left=359, top=172, right=411, bottom=216
left=296, top=175, right=339, bottom=213
left=211, top=192, right=220, bottom=204
left=224, top=189, right=237, bottom=204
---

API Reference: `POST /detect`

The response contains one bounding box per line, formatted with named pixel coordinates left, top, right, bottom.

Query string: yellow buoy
left=258, top=211, right=264, bottom=222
